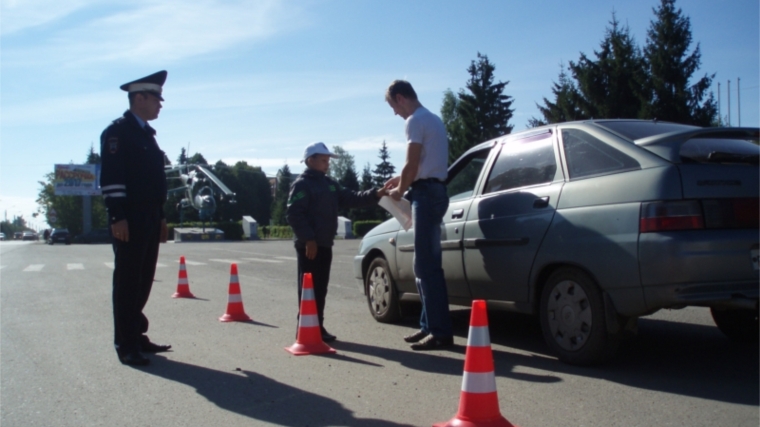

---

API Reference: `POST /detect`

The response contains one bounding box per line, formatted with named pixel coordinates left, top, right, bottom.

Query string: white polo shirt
left=405, top=106, right=448, bottom=182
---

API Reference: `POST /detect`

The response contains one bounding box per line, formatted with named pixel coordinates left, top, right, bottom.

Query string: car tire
left=540, top=267, right=619, bottom=366
left=710, top=306, right=759, bottom=343
left=365, top=257, right=401, bottom=323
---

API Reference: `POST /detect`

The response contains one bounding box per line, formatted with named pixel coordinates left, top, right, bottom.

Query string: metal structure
left=165, top=164, right=236, bottom=227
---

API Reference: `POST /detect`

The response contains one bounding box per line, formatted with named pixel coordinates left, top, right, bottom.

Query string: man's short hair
left=386, top=80, right=418, bottom=102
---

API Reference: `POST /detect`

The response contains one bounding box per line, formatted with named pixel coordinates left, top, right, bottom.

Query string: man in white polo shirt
left=384, top=80, right=453, bottom=350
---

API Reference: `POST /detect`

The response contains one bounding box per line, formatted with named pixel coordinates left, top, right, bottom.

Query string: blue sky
left=2, top=0, right=758, bottom=229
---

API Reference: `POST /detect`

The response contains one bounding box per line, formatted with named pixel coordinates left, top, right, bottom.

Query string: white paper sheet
left=378, top=196, right=413, bottom=231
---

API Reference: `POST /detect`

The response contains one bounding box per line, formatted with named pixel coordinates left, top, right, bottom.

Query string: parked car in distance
left=21, top=231, right=37, bottom=241
left=13, top=232, right=22, bottom=240
left=354, top=119, right=759, bottom=365
left=0, top=232, right=5, bottom=241
left=73, top=228, right=112, bottom=244
left=47, top=228, right=71, bottom=245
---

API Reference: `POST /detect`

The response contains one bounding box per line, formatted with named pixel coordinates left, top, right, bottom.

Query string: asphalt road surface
left=1, top=239, right=757, bottom=427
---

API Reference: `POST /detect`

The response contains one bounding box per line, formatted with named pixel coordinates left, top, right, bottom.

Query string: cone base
left=172, top=292, right=195, bottom=298
left=284, top=342, right=336, bottom=356
left=433, top=416, right=516, bottom=427
left=219, top=313, right=251, bottom=322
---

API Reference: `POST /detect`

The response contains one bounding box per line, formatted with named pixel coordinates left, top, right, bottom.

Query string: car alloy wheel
left=365, top=257, right=401, bottom=323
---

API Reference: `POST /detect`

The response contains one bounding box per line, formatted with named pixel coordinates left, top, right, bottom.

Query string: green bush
left=353, top=220, right=383, bottom=237
left=167, top=221, right=244, bottom=241
left=260, top=225, right=293, bottom=239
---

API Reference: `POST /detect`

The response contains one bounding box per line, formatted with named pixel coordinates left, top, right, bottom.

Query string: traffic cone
left=172, top=256, right=196, bottom=298
left=219, top=263, right=251, bottom=322
left=285, top=273, right=336, bottom=355
left=434, top=300, right=517, bottom=427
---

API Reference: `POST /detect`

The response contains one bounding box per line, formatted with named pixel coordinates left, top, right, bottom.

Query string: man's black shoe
left=321, top=330, right=337, bottom=343
left=120, top=351, right=150, bottom=366
left=403, top=330, right=429, bottom=343
left=410, top=335, right=454, bottom=351
left=141, top=341, right=172, bottom=353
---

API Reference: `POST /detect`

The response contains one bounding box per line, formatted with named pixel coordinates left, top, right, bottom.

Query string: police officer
left=100, top=70, right=171, bottom=366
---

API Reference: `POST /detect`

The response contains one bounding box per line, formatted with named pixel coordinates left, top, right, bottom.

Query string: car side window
left=561, top=129, right=640, bottom=179
left=447, top=149, right=490, bottom=202
left=484, top=133, right=557, bottom=194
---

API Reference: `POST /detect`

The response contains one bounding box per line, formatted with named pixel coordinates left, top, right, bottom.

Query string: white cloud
left=2, top=0, right=307, bottom=66
left=0, top=0, right=88, bottom=35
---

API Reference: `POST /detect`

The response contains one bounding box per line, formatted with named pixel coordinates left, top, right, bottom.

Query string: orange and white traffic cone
left=285, top=272, right=336, bottom=356
left=434, top=300, right=517, bottom=427
left=172, top=256, right=196, bottom=298
left=219, top=263, right=251, bottom=322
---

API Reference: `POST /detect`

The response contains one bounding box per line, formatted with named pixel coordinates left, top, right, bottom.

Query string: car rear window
left=595, top=121, right=700, bottom=141
left=680, top=136, right=760, bottom=165
left=561, top=129, right=640, bottom=179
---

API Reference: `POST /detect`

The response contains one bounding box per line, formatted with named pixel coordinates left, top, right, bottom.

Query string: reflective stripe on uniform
left=103, top=192, right=126, bottom=198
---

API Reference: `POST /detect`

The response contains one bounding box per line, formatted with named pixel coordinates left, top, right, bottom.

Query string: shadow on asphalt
left=395, top=307, right=760, bottom=407
left=146, top=355, right=417, bottom=427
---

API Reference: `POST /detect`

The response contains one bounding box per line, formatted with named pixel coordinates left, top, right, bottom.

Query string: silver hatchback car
left=354, top=120, right=759, bottom=365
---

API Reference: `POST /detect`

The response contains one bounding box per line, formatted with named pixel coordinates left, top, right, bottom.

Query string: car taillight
left=640, top=200, right=705, bottom=232
left=702, top=198, right=759, bottom=229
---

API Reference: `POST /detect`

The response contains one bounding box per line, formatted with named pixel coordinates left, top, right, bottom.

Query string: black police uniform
left=100, top=109, right=167, bottom=358
left=286, top=168, right=379, bottom=335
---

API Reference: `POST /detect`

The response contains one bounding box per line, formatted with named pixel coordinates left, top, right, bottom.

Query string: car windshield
left=595, top=121, right=700, bottom=141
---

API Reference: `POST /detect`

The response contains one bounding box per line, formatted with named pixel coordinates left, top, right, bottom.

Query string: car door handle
left=451, top=209, right=464, bottom=219
left=533, top=196, right=550, bottom=209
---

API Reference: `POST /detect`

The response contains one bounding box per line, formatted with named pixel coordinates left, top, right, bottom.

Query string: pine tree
left=355, top=163, right=379, bottom=221
left=641, top=0, right=717, bottom=125
left=372, top=141, right=396, bottom=189
left=271, top=164, right=292, bottom=226
left=441, top=89, right=466, bottom=165
left=338, top=164, right=360, bottom=220
left=569, top=14, right=645, bottom=119
left=532, top=64, right=586, bottom=126
left=454, top=52, right=514, bottom=161
left=328, top=146, right=355, bottom=180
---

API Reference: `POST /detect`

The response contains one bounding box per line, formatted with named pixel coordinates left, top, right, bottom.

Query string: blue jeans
left=408, top=180, right=452, bottom=338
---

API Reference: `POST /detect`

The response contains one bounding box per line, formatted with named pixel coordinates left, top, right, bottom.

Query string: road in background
left=1, top=240, right=757, bottom=426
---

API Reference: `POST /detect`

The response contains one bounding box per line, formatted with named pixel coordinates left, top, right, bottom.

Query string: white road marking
left=105, top=262, right=114, bottom=269
left=156, top=263, right=167, bottom=268
left=67, top=264, right=84, bottom=270
left=242, top=257, right=283, bottom=264
left=275, top=256, right=297, bottom=261
left=208, top=259, right=243, bottom=264
left=23, top=264, right=44, bottom=272
left=181, top=260, right=206, bottom=266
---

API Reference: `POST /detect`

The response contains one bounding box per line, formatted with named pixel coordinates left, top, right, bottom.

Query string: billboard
left=53, top=164, right=101, bottom=196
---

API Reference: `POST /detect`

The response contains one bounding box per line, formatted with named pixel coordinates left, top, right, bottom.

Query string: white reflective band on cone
left=302, top=288, right=315, bottom=300
left=461, top=371, right=497, bottom=393
left=227, top=294, right=242, bottom=303
left=230, top=275, right=239, bottom=283
left=467, top=326, right=491, bottom=347
left=178, top=278, right=188, bottom=285
left=299, top=314, right=319, bottom=327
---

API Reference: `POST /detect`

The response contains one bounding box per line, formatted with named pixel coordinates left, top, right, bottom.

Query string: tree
left=328, top=146, right=355, bottom=181
left=531, top=64, right=586, bottom=126
left=569, top=14, right=645, bottom=120
left=188, top=153, right=209, bottom=165
left=452, top=52, right=514, bottom=161
left=640, top=0, right=717, bottom=125
left=354, top=163, right=380, bottom=221
left=441, top=89, right=467, bottom=164
left=271, top=164, right=293, bottom=226
left=372, top=141, right=396, bottom=189
left=338, top=163, right=360, bottom=220
left=177, top=147, right=188, bottom=165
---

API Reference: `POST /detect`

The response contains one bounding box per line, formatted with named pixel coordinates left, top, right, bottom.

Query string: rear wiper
left=706, top=151, right=760, bottom=165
